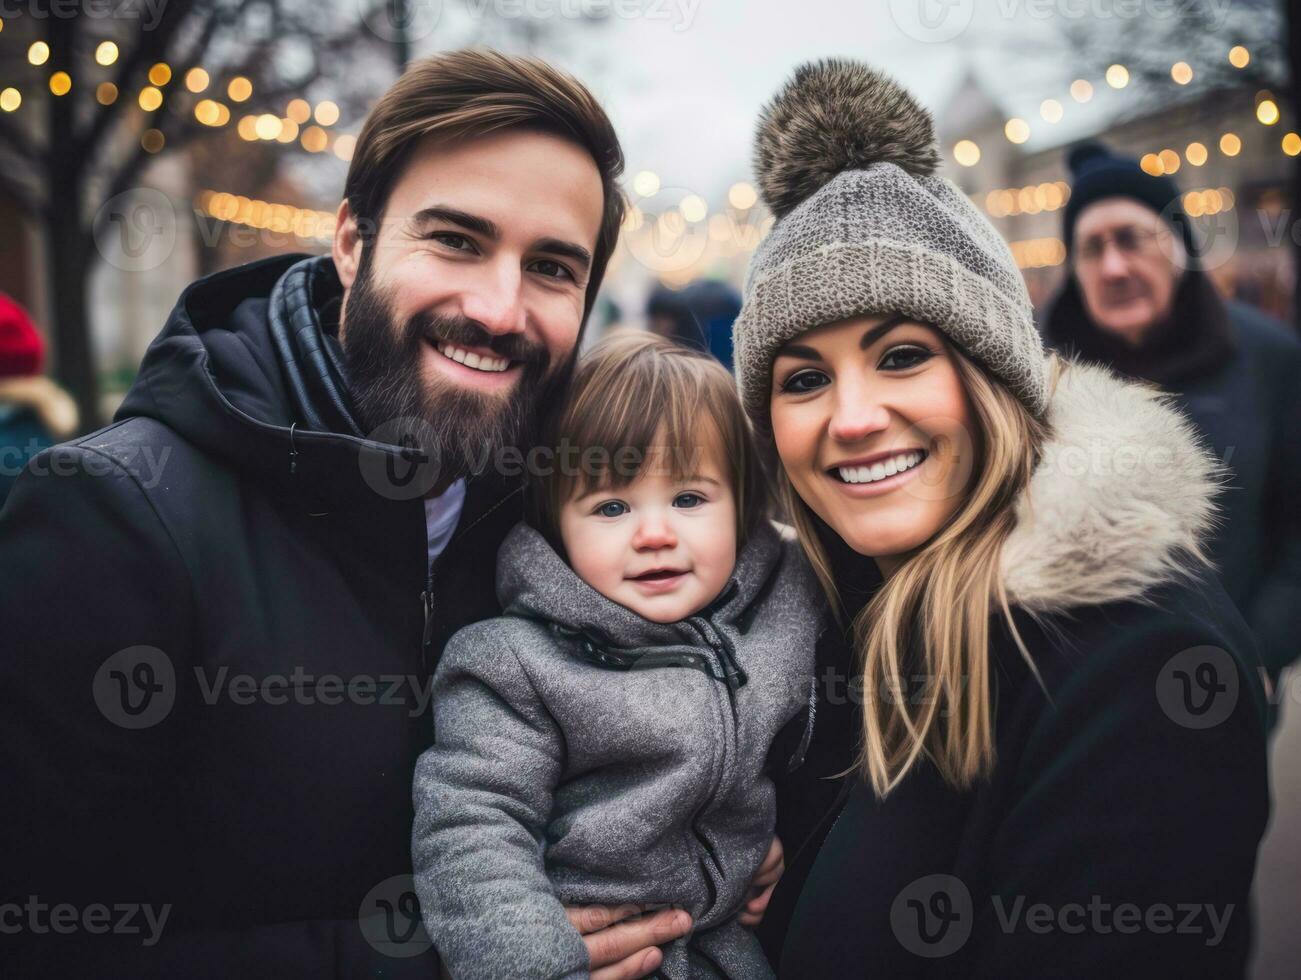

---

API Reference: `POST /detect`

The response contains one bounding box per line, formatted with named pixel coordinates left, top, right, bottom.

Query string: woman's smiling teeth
left=834, top=450, right=926, bottom=485
left=436, top=342, right=511, bottom=373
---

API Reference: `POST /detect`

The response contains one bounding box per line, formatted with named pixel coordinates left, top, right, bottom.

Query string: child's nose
left=632, top=515, right=677, bottom=551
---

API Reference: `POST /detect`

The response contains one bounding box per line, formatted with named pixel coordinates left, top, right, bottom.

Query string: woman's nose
left=828, top=388, right=891, bottom=443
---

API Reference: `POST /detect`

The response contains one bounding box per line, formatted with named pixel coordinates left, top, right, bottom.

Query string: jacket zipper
left=420, top=563, right=436, bottom=678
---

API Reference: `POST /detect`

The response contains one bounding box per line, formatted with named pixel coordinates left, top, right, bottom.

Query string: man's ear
left=333, top=199, right=362, bottom=290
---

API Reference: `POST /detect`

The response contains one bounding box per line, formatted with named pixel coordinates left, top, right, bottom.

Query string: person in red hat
left=0, top=292, right=78, bottom=507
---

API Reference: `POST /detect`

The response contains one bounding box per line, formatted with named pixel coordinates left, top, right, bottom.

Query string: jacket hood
left=496, top=520, right=790, bottom=650
left=116, top=254, right=446, bottom=510
left=1001, top=358, right=1220, bottom=613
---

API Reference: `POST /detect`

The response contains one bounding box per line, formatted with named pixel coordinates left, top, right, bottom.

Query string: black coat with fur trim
left=760, top=361, right=1270, bottom=978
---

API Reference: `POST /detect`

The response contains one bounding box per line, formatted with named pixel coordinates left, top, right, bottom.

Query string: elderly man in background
left=1043, top=141, right=1301, bottom=706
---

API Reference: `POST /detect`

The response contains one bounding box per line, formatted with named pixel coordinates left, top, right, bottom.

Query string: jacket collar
left=116, top=253, right=522, bottom=515
left=1001, top=357, right=1219, bottom=612
left=496, top=519, right=786, bottom=650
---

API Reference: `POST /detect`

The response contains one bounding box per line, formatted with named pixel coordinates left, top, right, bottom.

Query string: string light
left=95, top=42, right=119, bottom=67
left=0, top=88, right=21, bottom=112
left=632, top=171, right=660, bottom=197
left=1039, top=99, right=1063, bottom=124
left=138, top=86, right=163, bottom=112
left=1228, top=46, right=1250, bottom=69
left=227, top=77, right=252, bottom=102
left=680, top=194, right=708, bottom=223
left=1105, top=64, right=1129, bottom=89
left=1004, top=118, right=1030, bottom=144
left=185, top=68, right=209, bottom=93
left=1069, top=79, right=1093, bottom=103
left=28, top=41, right=49, bottom=66
left=1171, top=62, right=1193, bottom=85
left=953, top=140, right=980, bottom=166
left=727, top=182, right=757, bottom=209
left=1220, top=132, right=1242, bottom=157
left=148, top=63, right=172, bottom=86
left=49, top=72, right=72, bottom=96
left=1185, top=141, right=1208, bottom=166
left=313, top=101, right=339, bottom=126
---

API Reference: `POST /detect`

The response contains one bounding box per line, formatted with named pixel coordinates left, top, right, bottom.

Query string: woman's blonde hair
left=779, top=346, right=1056, bottom=798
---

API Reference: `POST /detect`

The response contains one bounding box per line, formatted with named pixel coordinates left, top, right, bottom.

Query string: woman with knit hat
left=734, top=61, right=1269, bottom=977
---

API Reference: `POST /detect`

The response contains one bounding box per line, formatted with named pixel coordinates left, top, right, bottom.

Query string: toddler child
left=412, top=332, right=823, bottom=979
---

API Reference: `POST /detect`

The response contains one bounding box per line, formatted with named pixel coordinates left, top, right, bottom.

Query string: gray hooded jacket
left=412, top=519, right=824, bottom=979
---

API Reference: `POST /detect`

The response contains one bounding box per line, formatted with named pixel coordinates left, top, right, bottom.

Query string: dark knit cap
left=1061, top=141, right=1197, bottom=257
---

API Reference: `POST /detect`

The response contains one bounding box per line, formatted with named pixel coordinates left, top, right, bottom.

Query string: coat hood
left=496, top=519, right=795, bottom=651
left=1001, top=358, right=1220, bottom=613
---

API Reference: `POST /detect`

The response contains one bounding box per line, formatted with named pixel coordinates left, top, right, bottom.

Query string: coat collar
left=1001, top=357, right=1219, bottom=613
left=496, top=519, right=785, bottom=650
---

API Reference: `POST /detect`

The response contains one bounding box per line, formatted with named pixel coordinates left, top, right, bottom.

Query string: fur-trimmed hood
left=1001, top=358, right=1219, bottom=613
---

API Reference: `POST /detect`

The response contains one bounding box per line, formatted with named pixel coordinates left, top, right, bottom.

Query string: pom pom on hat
left=753, top=58, right=941, bottom=219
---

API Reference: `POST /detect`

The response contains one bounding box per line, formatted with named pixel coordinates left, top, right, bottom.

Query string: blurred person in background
left=1043, top=142, right=1301, bottom=697
left=646, top=279, right=742, bottom=370
left=0, top=293, right=78, bottom=507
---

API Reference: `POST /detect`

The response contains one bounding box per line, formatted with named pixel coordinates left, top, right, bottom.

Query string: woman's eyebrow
left=777, top=314, right=915, bottom=361
left=858, top=313, right=910, bottom=349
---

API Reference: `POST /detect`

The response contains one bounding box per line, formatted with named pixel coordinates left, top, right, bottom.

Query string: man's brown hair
left=534, top=332, right=769, bottom=551
left=343, top=48, right=626, bottom=320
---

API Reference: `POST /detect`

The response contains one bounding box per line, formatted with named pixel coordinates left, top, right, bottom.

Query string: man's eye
left=427, top=233, right=475, bottom=252
left=673, top=492, right=705, bottom=509
left=529, top=259, right=575, bottom=282
left=780, top=369, right=829, bottom=394
left=878, top=345, right=933, bottom=371
left=595, top=501, right=628, bottom=518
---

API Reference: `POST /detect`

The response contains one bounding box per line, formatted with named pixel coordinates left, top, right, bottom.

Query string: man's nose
left=1099, top=242, right=1131, bottom=279
left=460, top=261, right=527, bottom=337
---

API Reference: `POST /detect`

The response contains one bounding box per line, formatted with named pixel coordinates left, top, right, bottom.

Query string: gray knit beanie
left=734, top=59, right=1049, bottom=422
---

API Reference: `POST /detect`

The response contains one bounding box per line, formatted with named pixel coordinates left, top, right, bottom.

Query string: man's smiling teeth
left=436, top=342, right=511, bottom=373
left=836, top=451, right=925, bottom=485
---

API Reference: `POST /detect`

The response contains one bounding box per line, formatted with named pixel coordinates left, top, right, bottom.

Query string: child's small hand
left=738, top=835, right=785, bottom=927
left=566, top=903, right=693, bottom=979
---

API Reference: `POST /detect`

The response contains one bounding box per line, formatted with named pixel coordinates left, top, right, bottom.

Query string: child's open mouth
left=629, top=568, right=687, bottom=582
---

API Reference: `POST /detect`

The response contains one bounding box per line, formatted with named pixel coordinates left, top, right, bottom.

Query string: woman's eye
left=595, top=501, right=628, bottom=518
left=427, top=232, right=475, bottom=253
left=879, top=345, right=933, bottom=371
left=673, top=492, right=705, bottom=509
left=529, top=259, right=575, bottom=282
left=780, top=369, right=829, bottom=394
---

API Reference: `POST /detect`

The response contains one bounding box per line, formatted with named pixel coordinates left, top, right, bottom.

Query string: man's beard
left=339, top=257, right=560, bottom=485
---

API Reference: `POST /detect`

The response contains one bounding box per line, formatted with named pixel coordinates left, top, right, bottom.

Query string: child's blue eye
left=673, top=493, right=705, bottom=509
left=595, top=501, right=628, bottom=518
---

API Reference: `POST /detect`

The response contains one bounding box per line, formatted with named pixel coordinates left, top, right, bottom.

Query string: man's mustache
left=407, top=312, right=549, bottom=368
